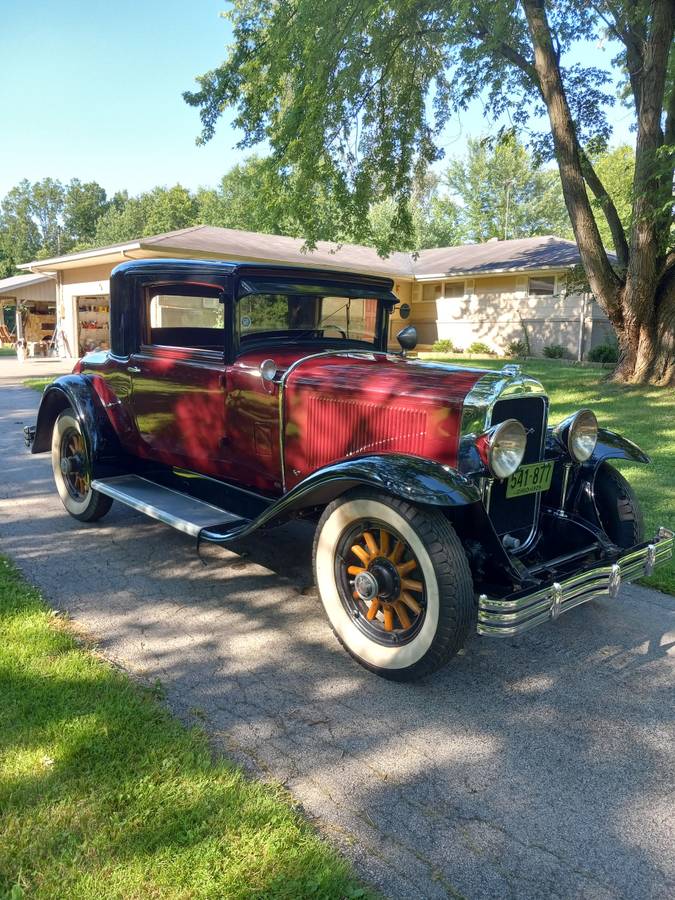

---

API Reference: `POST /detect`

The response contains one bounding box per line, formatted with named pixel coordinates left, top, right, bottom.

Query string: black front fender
left=32, top=375, right=123, bottom=474
left=588, top=427, right=650, bottom=468
left=277, top=454, right=482, bottom=515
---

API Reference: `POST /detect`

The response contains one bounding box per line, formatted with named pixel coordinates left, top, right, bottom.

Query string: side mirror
left=397, top=325, right=417, bottom=354
left=398, top=302, right=411, bottom=320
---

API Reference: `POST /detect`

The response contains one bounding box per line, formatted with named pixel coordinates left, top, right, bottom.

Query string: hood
left=282, top=351, right=544, bottom=487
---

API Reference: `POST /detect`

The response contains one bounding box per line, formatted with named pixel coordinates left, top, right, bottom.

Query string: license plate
left=506, top=461, right=554, bottom=498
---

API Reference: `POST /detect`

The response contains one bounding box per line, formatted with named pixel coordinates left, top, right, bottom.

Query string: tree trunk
left=520, top=0, right=674, bottom=385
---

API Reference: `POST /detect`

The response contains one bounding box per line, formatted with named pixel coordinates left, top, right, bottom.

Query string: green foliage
left=466, top=341, right=494, bottom=354
left=0, top=556, right=368, bottom=899
left=91, top=184, right=198, bottom=246
left=588, top=342, right=619, bottom=363
left=63, top=179, right=109, bottom=246
left=430, top=338, right=457, bottom=352
left=506, top=339, right=528, bottom=358
left=0, top=178, right=110, bottom=272
left=183, top=1, right=617, bottom=250
left=543, top=344, right=566, bottom=358
left=589, top=145, right=635, bottom=252
left=446, top=136, right=572, bottom=242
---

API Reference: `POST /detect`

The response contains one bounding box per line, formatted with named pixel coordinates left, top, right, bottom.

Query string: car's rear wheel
left=312, top=490, right=474, bottom=680
left=594, top=461, right=644, bottom=549
left=51, top=408, right=112, bottom=522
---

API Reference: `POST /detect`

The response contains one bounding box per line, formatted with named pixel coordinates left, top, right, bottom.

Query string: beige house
left=18, top=226, right=613, bottom=360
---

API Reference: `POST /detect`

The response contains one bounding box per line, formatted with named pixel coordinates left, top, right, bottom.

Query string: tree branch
left=520, top=0, right=623, bottom=321
left=578, top=147, right=629, bottom=269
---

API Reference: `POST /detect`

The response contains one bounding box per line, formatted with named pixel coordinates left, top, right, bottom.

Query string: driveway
left=1, top=381, right=674, bottom=900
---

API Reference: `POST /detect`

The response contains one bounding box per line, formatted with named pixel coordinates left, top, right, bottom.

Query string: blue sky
left=0, top=1, right=635, bottom=200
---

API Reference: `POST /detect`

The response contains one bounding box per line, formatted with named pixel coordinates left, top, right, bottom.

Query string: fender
left=201, top=453, right=480, bottom=540
left=564, top=428, right=650, bottom=528
left=265, top=453, right=482, bottom=517
left=198, top=453, right=524, bottom=585
left=31, top=375, right=124, bottom=476
left=587, top=427, right=650, bottom=468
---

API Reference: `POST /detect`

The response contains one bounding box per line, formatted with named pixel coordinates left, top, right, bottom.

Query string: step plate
left=92, top=475, right=244, bottom=538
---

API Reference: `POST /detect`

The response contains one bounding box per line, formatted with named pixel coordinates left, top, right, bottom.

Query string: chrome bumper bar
left=477, top=527, right=674, bottom=637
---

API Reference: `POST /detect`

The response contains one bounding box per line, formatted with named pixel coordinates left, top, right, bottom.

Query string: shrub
left=430, top=338, right=456, bottom=352
left=506, top=339, right=528, bottom=358
left=588, top=342, right=619, bottom=363
left=466, top=341, right=494, bottom=355
left=543, top=344, right=566, bottom=359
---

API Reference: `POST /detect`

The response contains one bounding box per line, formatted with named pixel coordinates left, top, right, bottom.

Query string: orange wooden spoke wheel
left=337, top=522, right=426, bottom=645
left=59, top=427, right=90, bottom=501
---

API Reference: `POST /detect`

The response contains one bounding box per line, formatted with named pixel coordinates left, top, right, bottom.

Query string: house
left=18, top=226, right=613, bottom=360
left=0, top=273, right=57, bottom=351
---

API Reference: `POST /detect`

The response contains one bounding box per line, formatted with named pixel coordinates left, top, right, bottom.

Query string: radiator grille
left=487, top=396, right=548, bottom=539
left=305, top=395, right=427, bottom=470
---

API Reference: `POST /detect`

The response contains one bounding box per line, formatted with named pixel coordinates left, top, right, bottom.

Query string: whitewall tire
left=51, top=408, right=113, bottom=522
left=312, top=490, right=474, bottom=680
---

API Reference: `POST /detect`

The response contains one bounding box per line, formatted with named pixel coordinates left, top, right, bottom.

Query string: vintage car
left=25, top=258, right=672, bottom=680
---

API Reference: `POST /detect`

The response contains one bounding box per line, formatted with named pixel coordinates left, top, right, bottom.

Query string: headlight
left=567, top=408, right=598, bottom=462
left=486, top=419, right=527, bottom=479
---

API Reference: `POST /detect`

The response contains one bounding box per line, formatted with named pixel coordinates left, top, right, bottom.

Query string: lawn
left=24, top=362, right=674, bottom=594
left=0, top=556, right=367, bottom=900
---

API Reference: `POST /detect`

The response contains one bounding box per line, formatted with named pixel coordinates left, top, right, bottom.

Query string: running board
left=92, top=475, right=248, bottom=538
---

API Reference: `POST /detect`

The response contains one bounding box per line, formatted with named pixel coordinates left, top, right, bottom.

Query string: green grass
left=24, top=362, right=674, bottom=593
left=0, top=347, right=16, bottom=356
left=23, top=377, right=53, bottom=392
left=0, top=557, right=367, bottom=900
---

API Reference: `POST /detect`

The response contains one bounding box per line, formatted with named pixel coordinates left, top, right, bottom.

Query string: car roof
left=111, top=257, right=395, bottom=292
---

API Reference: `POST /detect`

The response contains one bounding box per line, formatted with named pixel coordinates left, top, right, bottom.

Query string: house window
left=528, top=276, right=556, bottom=296
left=422, top=282, right=442, bottom=302
left=444, top=281, right=464, bottom=299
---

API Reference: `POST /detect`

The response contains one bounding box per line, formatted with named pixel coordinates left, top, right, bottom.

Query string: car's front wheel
left=51, top=408, right=112, bottom=522
left=312, top=490, right=474, bottom=680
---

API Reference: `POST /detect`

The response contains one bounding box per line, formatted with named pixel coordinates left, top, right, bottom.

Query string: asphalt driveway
left=1, top=381, right=674, bottom=900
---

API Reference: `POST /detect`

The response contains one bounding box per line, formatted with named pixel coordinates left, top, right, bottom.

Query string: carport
left=0, top=273, right=58, bottom=355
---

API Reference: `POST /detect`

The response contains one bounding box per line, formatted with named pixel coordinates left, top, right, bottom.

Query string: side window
left=444, top=281, right=464, bottom=299
left=146, top=287, right=224, bottom=350
left=528, top=276, right=556, bottom=296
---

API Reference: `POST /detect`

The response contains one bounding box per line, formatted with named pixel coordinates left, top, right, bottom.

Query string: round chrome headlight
left=567, top=409, right=598, bottom=462
left=487, top=419, right=527, bottom=479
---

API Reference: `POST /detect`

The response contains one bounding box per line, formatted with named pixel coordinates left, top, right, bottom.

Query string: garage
left=77, top=295, right=110, bottom=354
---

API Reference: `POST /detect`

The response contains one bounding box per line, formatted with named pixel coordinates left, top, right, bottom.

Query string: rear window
left=238, top=294, right=380, bottom=344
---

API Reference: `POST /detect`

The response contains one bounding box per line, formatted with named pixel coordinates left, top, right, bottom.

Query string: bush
left=543, top=344, right=566, bottom=359
left=430, top=338, right=456, bottom=352
left=588, top=342, right=619, bottom=363
left=466, top=341, right=494, bottom=355
left=506, top=339, right=528, bottom=358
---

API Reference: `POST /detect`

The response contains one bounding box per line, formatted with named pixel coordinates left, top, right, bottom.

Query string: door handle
left=127, top=366, right=141, bottom=374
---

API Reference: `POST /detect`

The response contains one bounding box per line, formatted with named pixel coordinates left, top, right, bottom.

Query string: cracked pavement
left=1, top=380, right=674, bottom=900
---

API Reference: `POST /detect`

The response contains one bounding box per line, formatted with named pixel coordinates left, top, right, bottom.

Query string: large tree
left=63, top=179, right=110, bottom=247
left=446, top=136, right=572, bottom=242
left=185, top=0, right=674, bottom=384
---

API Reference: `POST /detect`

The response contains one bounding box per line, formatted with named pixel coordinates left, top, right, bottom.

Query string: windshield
left=238, top=293, right=381, bottom=345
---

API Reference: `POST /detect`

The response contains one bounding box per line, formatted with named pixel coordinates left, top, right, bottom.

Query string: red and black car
left=25, top=259, right=673, bottom=680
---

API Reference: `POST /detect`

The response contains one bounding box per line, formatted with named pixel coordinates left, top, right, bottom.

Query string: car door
left=126, top=284, right=229, bottom=477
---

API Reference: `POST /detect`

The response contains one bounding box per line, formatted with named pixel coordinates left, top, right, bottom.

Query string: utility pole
left=504, top=179, right=514, bottom=240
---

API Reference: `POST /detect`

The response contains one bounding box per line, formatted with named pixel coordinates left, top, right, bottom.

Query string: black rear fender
left=32, top=375, right=123, bottom=475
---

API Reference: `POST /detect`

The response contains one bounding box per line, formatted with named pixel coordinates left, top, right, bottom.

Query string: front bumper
left=477, top=526, right=673, bottom=637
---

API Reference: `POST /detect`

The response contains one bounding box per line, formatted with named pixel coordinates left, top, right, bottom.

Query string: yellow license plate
left=506, top=461, right=554, bottom=498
